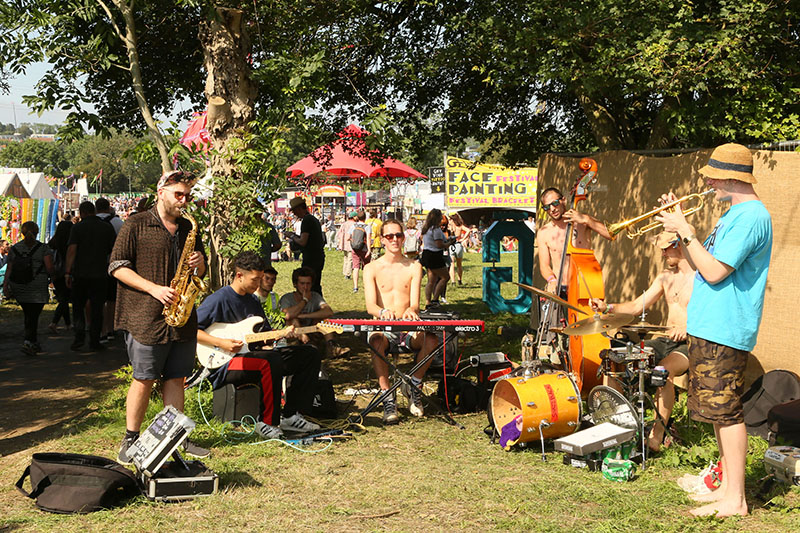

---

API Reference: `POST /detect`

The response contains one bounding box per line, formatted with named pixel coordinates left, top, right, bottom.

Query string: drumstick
left=578, top=268, right=594, bottom=302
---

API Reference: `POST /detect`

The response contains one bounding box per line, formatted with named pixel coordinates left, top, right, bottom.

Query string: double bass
left=554, top=158, right=609, bottom=393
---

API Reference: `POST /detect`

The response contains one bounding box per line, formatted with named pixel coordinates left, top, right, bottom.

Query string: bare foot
left=689, top=487, right=724, bottom=502
left=690, top=498, right=748, bottom=517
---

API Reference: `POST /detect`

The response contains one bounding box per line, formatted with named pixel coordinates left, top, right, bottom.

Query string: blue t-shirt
left=197, top=285, right=269, bottom=387
left=686, top=200, right=772, bottom=351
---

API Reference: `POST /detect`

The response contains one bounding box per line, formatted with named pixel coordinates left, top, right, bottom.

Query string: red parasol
left=286, top=125, right=427, bottom=185
left=180, top=111, right=211, bottom=153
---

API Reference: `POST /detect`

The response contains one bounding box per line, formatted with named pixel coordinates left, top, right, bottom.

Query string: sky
left=0, top=61, right=189, bottom=130
left=0, top=63, right=74, bottom=126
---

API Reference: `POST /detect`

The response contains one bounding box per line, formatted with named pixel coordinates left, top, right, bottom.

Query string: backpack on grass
left=742, top=370, right=800, bottom=440
left=16, top=452, right=140, bottom=514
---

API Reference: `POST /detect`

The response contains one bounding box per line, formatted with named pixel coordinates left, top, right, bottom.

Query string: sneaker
left=99, top=335, right=109, bottom=344
left=48, top=323, right=59, bottom=334
left=353, top=288, right=358, bottom=293
left=280, top=413, right=321, bottom=433
left=32, top=342, right=42, bottom=353
left=401, top=381, right=424, bottom=418
left=345, top=275, right=351, bottom=280
left=677, top=461, right=722, bottom=494
left=427, top=300, right=440, bottom=309
left=181, top=440, right=211, bottom=459
left=255, top=421, right=284, bottom=439
left=457, top=280, right=463, bottom=286
left=21, top=340, right=37, bottom=356
left=118, top=436, right=137, bottom=465
left=382, top=402, right=400, bottom=425
left=326, top=340, right=350, bottom=358
left=439, top=297, right=448, bottom=305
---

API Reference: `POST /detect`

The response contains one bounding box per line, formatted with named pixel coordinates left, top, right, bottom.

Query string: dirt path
left=0, top=324, right=128, bottom=457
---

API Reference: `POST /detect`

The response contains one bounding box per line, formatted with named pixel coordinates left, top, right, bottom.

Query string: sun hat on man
left=289, top=197, right=307, bottom=209
left=698, top=143, right=757, bottom=184
left=653, top=231, right=679, bottom=249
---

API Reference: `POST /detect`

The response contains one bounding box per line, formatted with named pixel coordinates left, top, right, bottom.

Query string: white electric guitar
left=196, top=316, right=343, bottom=369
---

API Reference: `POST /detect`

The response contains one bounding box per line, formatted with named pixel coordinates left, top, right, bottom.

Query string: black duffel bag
left=16, top=452, right=140, bottom=514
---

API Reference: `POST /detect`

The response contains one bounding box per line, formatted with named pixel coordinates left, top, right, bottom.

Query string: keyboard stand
left=347, top=334, right=465, bottom=429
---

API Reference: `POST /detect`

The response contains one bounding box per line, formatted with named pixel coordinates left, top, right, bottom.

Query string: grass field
left=1, top=251, right=799, bottom=532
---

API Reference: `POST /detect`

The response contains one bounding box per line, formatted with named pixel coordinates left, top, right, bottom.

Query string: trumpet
left=605, top=190, right=714, bottom=239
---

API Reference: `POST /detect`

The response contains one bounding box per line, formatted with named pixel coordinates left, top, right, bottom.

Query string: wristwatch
left=681, top=233, right=696, bottom=246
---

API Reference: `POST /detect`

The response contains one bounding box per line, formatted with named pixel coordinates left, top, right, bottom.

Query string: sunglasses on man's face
left=164, top=189, right=193, bottom=202
left=382, top=232, right=405, bottom=241
left=543, top=198, right=563, bottom=210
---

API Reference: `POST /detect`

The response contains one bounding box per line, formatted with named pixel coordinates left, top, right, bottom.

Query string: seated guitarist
left=196, top=251, right=322, bottom=438
left=363, top=219, right=440, bottom=425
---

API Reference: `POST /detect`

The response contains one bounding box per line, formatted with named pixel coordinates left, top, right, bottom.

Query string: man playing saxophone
left=110, top=170, right=210, bottom=464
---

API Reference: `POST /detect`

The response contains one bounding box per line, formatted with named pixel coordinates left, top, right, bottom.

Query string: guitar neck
left=243, top=325, right=318, bottom=344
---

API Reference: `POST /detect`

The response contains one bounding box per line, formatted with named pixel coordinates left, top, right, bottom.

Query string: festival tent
left=286, top=125, right=427, bottom=185
left=0, top=173, right=30, bottom=198
left=18, top=172, right=56, bottom=200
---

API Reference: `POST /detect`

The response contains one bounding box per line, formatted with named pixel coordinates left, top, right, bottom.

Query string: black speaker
left=212, top=384, right=262, bottom=423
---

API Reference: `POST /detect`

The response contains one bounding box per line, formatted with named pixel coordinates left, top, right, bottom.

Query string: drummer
left=589, top=231, right=694, bottom=452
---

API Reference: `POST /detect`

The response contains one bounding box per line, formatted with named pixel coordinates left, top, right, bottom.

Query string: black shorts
left=643, top=337, right=688, bottom=365
left=420, top=249, right=446, bottom=270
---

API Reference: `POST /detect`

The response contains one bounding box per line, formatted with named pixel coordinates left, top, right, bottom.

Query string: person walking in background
left=403, top=217, right=421, bottom=259
left=448, top=212, right=468, bottom=286
left=366, top=209, right=383, bottom=258
left=348, top=210, right=372, bottom=293
left=47, top=218, right=74, bottom=334
left=286, top=197, right=326, bottom=296
left=338, top=210, right=357, bottom=280
left=419, top=209, right=451, bottom=308
left=3, top=221, right=54, bottom=355
left=65, top=201, right=116, bottom=352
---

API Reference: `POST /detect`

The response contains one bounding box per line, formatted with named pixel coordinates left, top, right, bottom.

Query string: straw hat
left=653, top=231, right=679, bottom=249
left=698, top=143, right=757, bottom=184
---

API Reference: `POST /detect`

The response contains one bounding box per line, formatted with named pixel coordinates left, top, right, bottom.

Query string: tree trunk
left=109, top=0, right=172, bottom=173
left=574, top=84, right=627, bottom=151
left=645, top=95, right=680, bottom=150
left=199, top=7, right=257, bottom=289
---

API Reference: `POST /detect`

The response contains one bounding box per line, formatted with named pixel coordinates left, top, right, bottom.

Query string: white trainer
left=280, top=413, right=321, bottom=433
left=255, top=421, right=284, bottom=440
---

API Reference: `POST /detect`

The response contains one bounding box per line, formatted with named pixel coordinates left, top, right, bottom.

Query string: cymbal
left=620, top=322, right=672, bottom=332
left=563, top=312, right=635, bottom=336
left=549, top=327, right=565, bottom=334
left=512, top=282, right=588, bottom=315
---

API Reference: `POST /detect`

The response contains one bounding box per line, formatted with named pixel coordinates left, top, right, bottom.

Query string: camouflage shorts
left=686, top=335, right=748, bottom=426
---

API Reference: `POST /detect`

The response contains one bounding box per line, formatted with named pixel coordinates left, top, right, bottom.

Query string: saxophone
left=163, top=210, right=209, bottom=327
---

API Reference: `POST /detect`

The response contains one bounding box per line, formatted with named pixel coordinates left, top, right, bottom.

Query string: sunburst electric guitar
left=196, top=316, right=343, bottom=369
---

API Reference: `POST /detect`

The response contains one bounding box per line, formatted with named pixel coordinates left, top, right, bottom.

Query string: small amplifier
left=764, top=446, right=800, bottom=485
left=129, top=406, right=196, bottom=476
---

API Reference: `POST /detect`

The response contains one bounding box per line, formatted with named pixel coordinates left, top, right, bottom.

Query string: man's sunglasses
left=164, top=189, right=193, bottom=202
left=543, top=198, right=564, bottom=210
left=382, top=232, right=404, bottom=240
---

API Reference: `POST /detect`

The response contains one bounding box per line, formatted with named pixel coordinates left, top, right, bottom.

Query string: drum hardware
left=593, top=341, right=671, bottom=471
left=563, top=312, right=635, bottom=336
left=513, top=282, right=588, bottom=316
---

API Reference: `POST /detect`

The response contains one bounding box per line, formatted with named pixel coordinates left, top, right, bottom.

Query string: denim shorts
left=125, top=333, right=196, bottom=381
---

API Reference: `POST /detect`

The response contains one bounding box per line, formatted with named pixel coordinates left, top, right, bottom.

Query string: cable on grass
left=194, top=376, right=334, bottom=453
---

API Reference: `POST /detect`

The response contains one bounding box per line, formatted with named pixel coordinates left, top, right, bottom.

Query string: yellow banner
left=445, top=157, right=537, bottom=209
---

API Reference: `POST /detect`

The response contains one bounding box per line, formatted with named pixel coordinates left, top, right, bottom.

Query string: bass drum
left=490, top=371, right=582, bottom=442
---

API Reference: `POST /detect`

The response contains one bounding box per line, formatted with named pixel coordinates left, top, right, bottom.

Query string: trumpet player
left=110, top=170, right=209, bottom=465
left=657, top=143, right=772, bottom=518
left=590, top=231, right=694, bottom=452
